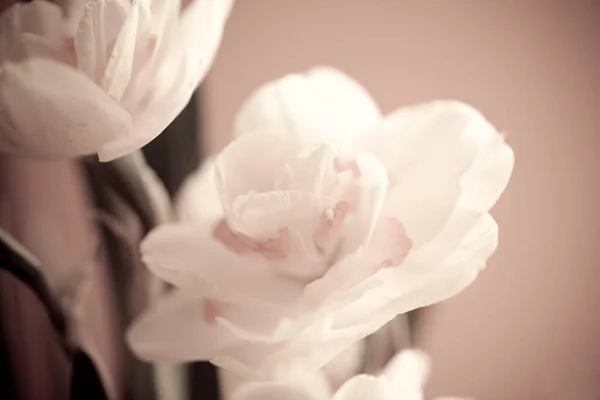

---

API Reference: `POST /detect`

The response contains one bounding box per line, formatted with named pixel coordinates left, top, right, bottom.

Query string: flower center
left=211, top=150, right=409, bottom=282
left=313, top=201, right=349, bottom=258
left=324, top=208, right=335, bottom=221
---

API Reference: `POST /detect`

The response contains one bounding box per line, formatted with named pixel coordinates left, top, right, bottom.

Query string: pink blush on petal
left=203, top=299, right=229, bottom=323
left=212, top=219, right=258, bottom=254
left=334, top=155, right=361, bottom=178
left=212, top=219, right=292, bottom=260
left=375, top=218, right=413, bottom=270
left=256, top=227, right=292, bottom=261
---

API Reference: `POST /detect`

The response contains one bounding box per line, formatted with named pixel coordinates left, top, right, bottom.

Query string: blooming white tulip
left=0, top=0, right=232, bottom=160
left=127, top=67, right=514, bottom=379
left=230, top=349, right=473, bottom=400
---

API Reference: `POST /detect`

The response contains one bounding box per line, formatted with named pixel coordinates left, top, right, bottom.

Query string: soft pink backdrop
left=201, top=2, right=600, bottom=399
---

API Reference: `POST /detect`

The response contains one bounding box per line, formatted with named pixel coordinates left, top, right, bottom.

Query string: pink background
left=201, top=2, right=600, bottom=399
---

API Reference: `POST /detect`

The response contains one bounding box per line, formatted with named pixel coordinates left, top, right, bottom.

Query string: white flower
left=220, top=339, right=366, bottom=399
left=127, top=67, right=514, bottom=379
left=230, top=349, right=473, bottom=400
left=0, top=0, right=232, bottom=160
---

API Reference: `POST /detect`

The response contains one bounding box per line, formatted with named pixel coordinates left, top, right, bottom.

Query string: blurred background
left=199, top=1, right=600, bottom=399
left=1, top=1, right=599, bottom=400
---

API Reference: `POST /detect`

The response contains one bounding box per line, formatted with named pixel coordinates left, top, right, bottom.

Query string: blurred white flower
left=230, top=349, right=473, bottom=400
left=0, top=0, right=232, bottom=160
left=220, top=339, right=366, bottom=399
left=127, top=67, right=514, bottom=379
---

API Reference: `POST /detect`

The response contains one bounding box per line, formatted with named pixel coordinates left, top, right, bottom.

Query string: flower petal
left=215, top=138, right=339, bottom=231
left=332, top=214, right=498, bottom=331
left=214, top=128, right=302, bottom=215
left=101, top=0, right=152, bottom=102
left=229, top=190, right=320, bottom=240
left=98, top=0, right=233, bottom=161
left=303, top=249, right=384, bottom=313
left=0, top=59, right=130, bottom=158
left=74, top=0, right=130, bottom=82
left=226, top=190, right=328, bottom=282
left=275, top=143, right=339, bottom=195
left=211, top=316, right=337, bottom=379
left=0, top=0, right=65, bottom=62
left=231, top=382, right=315, bottom=400
left=339, top=152, right=389, bottom=253
left=322, top=339, right=366, bottom=390
left=457, top=127, right=514, bottom=212
left=382, top=350, right=430, bottom=392
left=118, top=0, right=180, bottom=108
left=304, top=216, right=410, bottom=309
left=370, top=101, right=482, bottom=182
left=292, top=370, right=334, bottom=400
left=332, top=375, right=393, bottom=400
left=175, top=158, right=223, bottom=223
left=127, top=290, right=239, bottom=363
left=379, top=101, right=499, bottom=246
left=141, top=223, right=304, bottom=306
left=234, top=67, right=381, bottom=149
left=434, top=398, right=475, bottom=400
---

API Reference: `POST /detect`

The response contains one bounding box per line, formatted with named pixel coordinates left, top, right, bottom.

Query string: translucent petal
left=99, top=0, right=233, bottom=161
left=231, top=382, right=314, bottom=400
left=141, top=223, right=304, bottom=306
left=127, top=290, right=239, bottom=363
left=234, top=67, right=382, bottom=151
left=0, top=59, right=129, bottom=158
